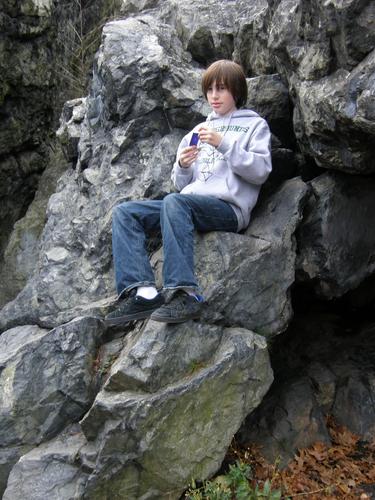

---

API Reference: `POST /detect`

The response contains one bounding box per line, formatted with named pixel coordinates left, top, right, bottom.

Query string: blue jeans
left=112, top=193, right=239, bottom=298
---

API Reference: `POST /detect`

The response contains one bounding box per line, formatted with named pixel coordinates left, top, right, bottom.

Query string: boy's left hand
left=198, top=126, right=222, bottom=148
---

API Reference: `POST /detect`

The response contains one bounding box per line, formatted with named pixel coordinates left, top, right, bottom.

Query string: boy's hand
left=179, top=146, right=198, bottom=168
left=198, top=126, right=222, bottom=147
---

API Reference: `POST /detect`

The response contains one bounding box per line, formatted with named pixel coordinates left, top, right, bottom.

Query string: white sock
left=136, top=286, right=158, bottom=300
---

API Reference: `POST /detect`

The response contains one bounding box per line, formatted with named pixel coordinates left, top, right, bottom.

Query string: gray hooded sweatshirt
left=171, top=109, right=272, bottom=231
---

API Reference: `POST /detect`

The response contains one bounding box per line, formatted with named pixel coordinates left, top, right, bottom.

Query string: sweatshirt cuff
left=175, top=162, right=193, bottom=175
left=216, top=135, right=232, bottom=156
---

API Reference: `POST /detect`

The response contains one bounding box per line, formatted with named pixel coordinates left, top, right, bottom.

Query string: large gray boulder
left=0, top=317, right=104, bottom=496
left=0, top=445, right=30, bottom=498
left=82, top=329, right=271, bottom=499
left=3, top=426, right=89, bottom=500
left=268, top=0, right=375, bottom=77
left=296, top=172, right=375, bottom=298
left=0, top=14, right=286, bottom=495
left=247, top=74, right=293, bottom=147
left=3, top=324, right=272, bottom=500
left=0, top=317, right=103, bottom=446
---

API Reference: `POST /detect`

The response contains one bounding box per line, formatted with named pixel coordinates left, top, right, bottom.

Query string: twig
left=284, top=484, right=336, bottom=498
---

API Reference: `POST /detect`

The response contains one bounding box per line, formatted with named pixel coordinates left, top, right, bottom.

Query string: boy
left=105, top=59, right=272, bottom=325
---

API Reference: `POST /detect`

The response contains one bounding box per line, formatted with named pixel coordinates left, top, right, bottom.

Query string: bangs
left=201, top=60, right=248, bottom=108
left=202, top=64, right=231, bottom=89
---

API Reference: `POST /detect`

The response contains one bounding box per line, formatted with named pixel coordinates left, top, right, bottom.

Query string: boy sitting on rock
left=105, top=59, right=272, bottom=325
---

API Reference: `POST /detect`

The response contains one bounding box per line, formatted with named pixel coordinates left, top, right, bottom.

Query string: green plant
left=185, top=461, right=283, bottom=500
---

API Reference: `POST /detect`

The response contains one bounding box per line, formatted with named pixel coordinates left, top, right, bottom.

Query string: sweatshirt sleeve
left=216, top=119, right=272, bottom=185
left=171, top=134, right=194, bottom=191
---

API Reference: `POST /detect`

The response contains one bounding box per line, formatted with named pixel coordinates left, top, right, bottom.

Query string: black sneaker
left=104, top=291, right=165, bottom=326
left=150, top=290, right=203, bottom=324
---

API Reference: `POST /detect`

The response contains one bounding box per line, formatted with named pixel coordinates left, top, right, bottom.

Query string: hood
left=207, top=109, right=261, bottom=122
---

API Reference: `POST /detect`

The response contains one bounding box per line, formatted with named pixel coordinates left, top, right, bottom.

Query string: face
left=206, top=80, right=237, bottom=116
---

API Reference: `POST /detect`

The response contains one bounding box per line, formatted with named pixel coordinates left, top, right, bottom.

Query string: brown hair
left=201, top=60, right=248, bottom=108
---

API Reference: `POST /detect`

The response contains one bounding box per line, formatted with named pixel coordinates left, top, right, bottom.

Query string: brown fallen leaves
left=228, top=416, right=375, bottom=499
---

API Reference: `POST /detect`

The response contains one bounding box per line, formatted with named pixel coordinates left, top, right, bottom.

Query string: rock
left=0, top=0, right=120, bottom=294
left=247, top=74, right=294, bottom=147
left=2, top=326, right=272, bottom=500
left=77, top=324, right=272, bottom=499
left=0, top=283, right=41, bottom=332
left=329, top=332, right=375, bottom=442
left=2, top=0, right=374, bottom=496
left=0, top=445, right=30, bottom=498
left=293, top=54, right=375, bottom=174
left=266, top=0, right=375, bottom=174
left=106, top=321, right=229, bottom=394
left=0, top=151, right=46, bottom=261
left=268, top=0, right=331, bottom=81
left=237, top=0, right=375, bottom=174
left=0, top=13, right=206, bottom=332
left=264, top=142, right=299, bottom=196
left=0, top=12, right=302, bottom=334
left=238, top=377, right=331, bottom=467
left=268, top=0, right=375, bottom=79
left=20, top=0, right=53, bottom=17
left=165, top=0, right=249, bottom=65
left=307, top=321, right=375, bottom=442
left=233, top=0, right=275, bottom=76
left=120, top=0, right=159, bottom=16
left=0, top=0, right=76, bottom=257
left=296, top=172, right=375, bottom=298
left=0, top=318, right=103, bottom=448
left=57, top=98, right=88, bottom=164
left=0, top=145, right=70, bottom=308
left=3, top=425, right=88, bottom=500
left=0, top=317, right=104, bottom=493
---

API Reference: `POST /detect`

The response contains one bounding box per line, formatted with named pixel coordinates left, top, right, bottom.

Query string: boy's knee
left=113, top=201, right=136, bottom=221
left=163, top=193, right=186, bottom=209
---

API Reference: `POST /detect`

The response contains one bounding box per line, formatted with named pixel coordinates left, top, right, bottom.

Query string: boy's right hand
left=179, top=146, right=198, bottom=168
